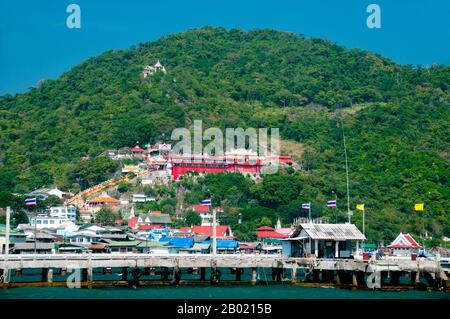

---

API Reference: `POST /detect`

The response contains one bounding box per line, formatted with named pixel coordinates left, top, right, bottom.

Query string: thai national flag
left=25, top=197, right=37, bottom=206
left=302, top=203, right=311, bottom=210
left=327, top=199, right=337, bottom=208
left=201, top=198, right=212, bottom=206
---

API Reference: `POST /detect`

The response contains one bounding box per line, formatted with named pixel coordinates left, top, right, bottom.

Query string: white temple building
left=142, top=60, right=167, bottom=78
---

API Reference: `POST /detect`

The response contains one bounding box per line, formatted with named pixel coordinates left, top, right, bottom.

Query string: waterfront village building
left=137, top=241, right=174, bottom=254
left=136, top=211, right=172, bottom=228
left=26, top=187, right=64, bottom=199
left=0, top=224, right=27, bottom=254
left=12, top=242, right=56, bottom=254
left=387, top=232, right=422, bottom=256
left=282, top=223, right=366, bottom=258
left=77, top=224, right=109, bottom=234
left=132, top=193, right=156, bottom=203
left=192, top=204, right=213, bottom=225
left=46, top=205, right=77, bottom=223
left=116, top=210, right=172, bottom=229
left=67, top=230, right=101, bottom=246
left=141, top=169, right=172, bottom=186
left=256, top=225, right=293, bottom=242
left=84, top=194, right=121, bottom=217
left=22, top=230, right=59, bottom=243
left=29, top=214, right=76, bottom=230
left=177, top=225, right=234, bottom=239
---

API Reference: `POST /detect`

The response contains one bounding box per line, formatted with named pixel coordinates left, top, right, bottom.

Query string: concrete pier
left=0, top=254, right=447, bottom=291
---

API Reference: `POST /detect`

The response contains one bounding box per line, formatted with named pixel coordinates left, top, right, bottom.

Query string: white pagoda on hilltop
left=142, top=60, right=167, bottom=78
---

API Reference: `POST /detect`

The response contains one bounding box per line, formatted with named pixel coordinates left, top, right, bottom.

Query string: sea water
left=0, top=285, right=448, bottom=299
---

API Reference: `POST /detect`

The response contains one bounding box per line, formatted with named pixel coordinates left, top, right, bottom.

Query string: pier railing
left=0, top=253, right=444, bottom=273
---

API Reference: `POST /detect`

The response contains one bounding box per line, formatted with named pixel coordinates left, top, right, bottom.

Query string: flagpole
left=340, top=117, right=351, bottom=223
left=332, top=191, right=337, bottom=223
left=212, top=207, right=217, bottom=257
left=362, top=207, right=365, bottom=250
left=34, top=210, right=37, bottom=254
left=5, top=207, right=10, bottom=257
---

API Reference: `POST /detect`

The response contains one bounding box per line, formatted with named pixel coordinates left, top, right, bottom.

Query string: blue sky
left=0, top=0, right=449, bottom=95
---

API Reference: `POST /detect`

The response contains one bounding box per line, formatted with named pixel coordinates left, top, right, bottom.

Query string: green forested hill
left=0, top=27, right=449, bottom=242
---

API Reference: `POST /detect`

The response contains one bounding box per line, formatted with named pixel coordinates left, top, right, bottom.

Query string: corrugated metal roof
left=105, top=240, right=142, bottom=247
left=137, top=241, right=169, bottom=248
left=0, top=224, right=26, bottom=236
left=101, top=234, right=128, bottom=240
left=202, top=240, right=239, bottom=249
left=14, top=242, right=55, bottom=250
left=160, top=237, right=194, bottom=248
left=292, top=223, right=366, bottom=241
left=139, top=213, right=172, bottom=224
left=190, top=243, right=211, bottom=251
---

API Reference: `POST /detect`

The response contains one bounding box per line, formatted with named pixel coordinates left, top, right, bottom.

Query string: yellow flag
left=414, top=203, right=424, bottom=211
left=356, top=204, right=364, bottom=211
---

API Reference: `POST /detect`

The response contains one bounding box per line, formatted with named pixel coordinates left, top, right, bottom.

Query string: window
left=43, top=220, right=48, bottom=224
left=37, top=220, right=42, bottom=224
left=49, top=220, right=54, bottom=224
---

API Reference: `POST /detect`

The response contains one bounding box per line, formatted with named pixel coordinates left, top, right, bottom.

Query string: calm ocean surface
left=1, top=268, right=448, bottom=299
left=0, top=285, right=449, bottom=299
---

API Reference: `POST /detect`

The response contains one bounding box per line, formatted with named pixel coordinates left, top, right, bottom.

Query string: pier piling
left=1, top=268, right=9, bottom=285
left=41, top=268, right=48, bottom=282
left=276, top=268, right=283, bottom=283
left=291, top=267, right=297, bottom=283
left=335, top=271, right=341, bottom=285
left=251, top=268, right=257, bottom=285
left=122, top=267, right=128, bottom=281
left=161, top=267, right=169, bottom=281
left=172, top=266, right=181, bottom=284
left=87, top=267, right=93, bottom=288
left=0, top=253, right=447, bottom=291
left=47, top=268, right=54, bottom=283
left=390, top=271, right=400, bottom=286
left=352, top=272, right=358, bottom=287
left=200, top=267, right=206, bottom=281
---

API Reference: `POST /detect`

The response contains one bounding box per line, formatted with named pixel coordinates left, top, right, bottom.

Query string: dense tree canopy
left=0, top=27, right=448, bottom=243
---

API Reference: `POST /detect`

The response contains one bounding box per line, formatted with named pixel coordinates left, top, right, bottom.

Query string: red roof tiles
left=193, top=204, right=210, bottom=213
left=179, top=225, right=233, bottom=237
